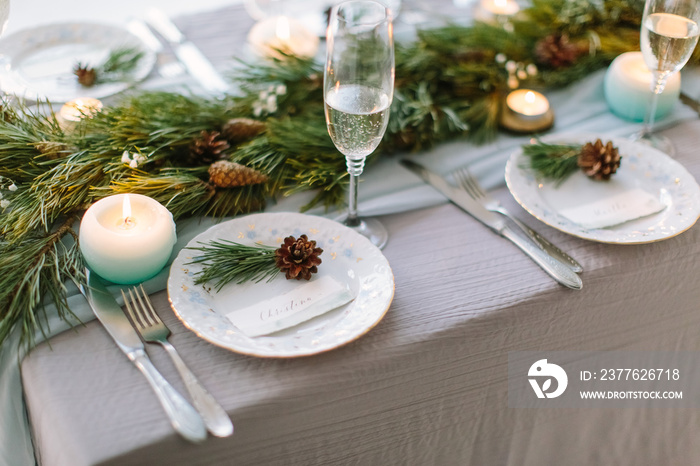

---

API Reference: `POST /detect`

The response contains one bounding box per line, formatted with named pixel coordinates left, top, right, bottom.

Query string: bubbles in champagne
left=325, top=84, right=391, bottom=160
left=641, top=12, right=700, bottom=73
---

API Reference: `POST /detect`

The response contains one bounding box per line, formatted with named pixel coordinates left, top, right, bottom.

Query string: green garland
left=2, top=0, right=696, bottom=348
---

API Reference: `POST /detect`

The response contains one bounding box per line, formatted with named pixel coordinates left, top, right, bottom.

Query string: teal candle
left=604, top=51, right=680, bottom=122
left=79, top=194, right=177, bottom=285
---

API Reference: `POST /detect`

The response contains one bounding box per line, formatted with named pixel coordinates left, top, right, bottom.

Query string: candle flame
left=276, top=16, right=290, bottom=41
left=495, top=0, right=507, bottom=7
left=123, top=194, right=132, bottom=219
left=525, top=91, right=536, bottom=104
left=118, top=194, right=136, bottom=229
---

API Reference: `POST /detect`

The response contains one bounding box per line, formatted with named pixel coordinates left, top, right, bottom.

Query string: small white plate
left=0, top=22, right=156, bottom=102
left=505, top=134, right=700, bottom=244
left=168, top=213, right=395, bottom=357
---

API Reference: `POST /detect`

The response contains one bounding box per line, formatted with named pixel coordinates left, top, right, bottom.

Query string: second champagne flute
left=324, top=0, right=395, bottom=249
left=636, top=0, right=700, bottom=155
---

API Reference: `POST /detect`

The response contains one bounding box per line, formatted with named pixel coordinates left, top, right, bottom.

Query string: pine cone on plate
left=74, top=63, right=97, bottom=87
left=208, top=160, right=268, bottom=188
left=187, top=130, right=230, bottom=166
left=275, top=235, right=323, bottom=280
left=534, top=34, right=585, bottom=68
left=577, top=139, right=621, bottom=180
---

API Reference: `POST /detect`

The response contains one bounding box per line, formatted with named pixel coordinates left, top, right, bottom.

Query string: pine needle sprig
left=99, top=47, right=145, bottom=76
left=186, top=240, right=279, bottom=291
left=103, top=169, right=215, bottom=219
left=0, top=215, right=84, bottom=349
left=521, top=140, right=581, bottom=182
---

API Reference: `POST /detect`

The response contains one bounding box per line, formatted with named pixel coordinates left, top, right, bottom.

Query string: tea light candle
left=604, top=51, right=681, bottom=122
left=247, top=16, right=319, bottom=60
left=59, top=97, right=103, bottom=122
left=475, top=0, right=520, bottom=22
left=79, top=194, right=177, bottom=285
left=500, top=89, right=554, bottom=132
left=480, top=0, right=519, bottom=15
left=507, top=89, right=549, bottom=116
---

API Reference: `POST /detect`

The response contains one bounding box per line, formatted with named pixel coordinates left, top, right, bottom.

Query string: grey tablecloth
left=16, top=2, right=700, bottom=466
left=22, top=118, right=700, bottom=465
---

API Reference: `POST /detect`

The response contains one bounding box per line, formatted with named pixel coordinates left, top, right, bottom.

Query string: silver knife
left=79, top=269, right=207, bottom=442
left=401, top=160, right=582, bottom=290
left=146, top=8, right=229, bottom=95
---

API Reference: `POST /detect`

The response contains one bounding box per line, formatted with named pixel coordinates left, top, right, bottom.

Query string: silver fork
left=122, top=285, right=234, bottom=438
left=453, top=167, right=583, bottom=273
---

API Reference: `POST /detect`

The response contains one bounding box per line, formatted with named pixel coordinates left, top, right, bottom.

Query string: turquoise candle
left=604, top=51, right=680, bottom=122
left=79, top=194, right=177, bottom=285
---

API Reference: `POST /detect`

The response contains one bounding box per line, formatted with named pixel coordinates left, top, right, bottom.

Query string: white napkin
left=225, top=275, right=354, bottom=337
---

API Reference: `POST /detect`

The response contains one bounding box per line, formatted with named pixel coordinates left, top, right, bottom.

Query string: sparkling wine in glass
left=324, top=0, right=394, bottom=249
left=637, top=0, right=700, bottom=155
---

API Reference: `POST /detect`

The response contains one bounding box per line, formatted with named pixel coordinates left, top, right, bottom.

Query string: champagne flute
left=637, top=0, right=700, bottom=155
left=324, top=0, right=394, bottom=249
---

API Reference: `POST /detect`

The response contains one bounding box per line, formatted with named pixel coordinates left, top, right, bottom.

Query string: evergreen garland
left=2, top=0, right=696, bottom=348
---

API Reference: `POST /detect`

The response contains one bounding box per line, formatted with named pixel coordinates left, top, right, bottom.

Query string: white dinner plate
left=0, top=22, right=156, bottom=102
left=505, top=134, right=700, bottom=244
left=168, top=212, right=395, bottom=357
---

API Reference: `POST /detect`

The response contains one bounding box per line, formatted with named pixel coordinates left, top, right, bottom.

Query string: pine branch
left=0, top=215, right=84, bottom=348
left=186, top=240, right=279, bottom=291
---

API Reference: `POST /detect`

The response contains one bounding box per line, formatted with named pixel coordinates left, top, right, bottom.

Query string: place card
left=225, top=275, right=354, bottom=337
left=558, top=188, right=665, bottom=229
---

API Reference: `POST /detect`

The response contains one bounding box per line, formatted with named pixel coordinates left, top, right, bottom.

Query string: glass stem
left=345, top=157, right=366, bottom=227
left=641, top=70, right=670, bottom=138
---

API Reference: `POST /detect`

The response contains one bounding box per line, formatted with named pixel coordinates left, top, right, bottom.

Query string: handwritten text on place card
left=225, top=275, right=354, bottom=337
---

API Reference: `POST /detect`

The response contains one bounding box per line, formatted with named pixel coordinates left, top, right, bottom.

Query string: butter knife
left=146, top=8, right=229, bottom=95
left=79, top=269, right=207, bottom=442
left=401, top=160, right=582, bottom=290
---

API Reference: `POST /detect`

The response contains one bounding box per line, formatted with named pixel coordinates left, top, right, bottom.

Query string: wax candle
left=79, top=194, right=177, bottom=285
left=501, top=89, right=554, bottom=132
left=247, top=16, right=319, bottom=60
left=59, top=97, right=103, bottom=122
left=507, top=89, right=549, bottom=116
left=480, top=0, right=519, bottom=15
left=604, top=51, right=681, bottom=122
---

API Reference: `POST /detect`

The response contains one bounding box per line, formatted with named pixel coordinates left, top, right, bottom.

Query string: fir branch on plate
left=521, top=140, right=581, bottom=182
left=186, top=240, right=279, bottom=292
left=187, top=234, right=324, bottom=291
left=74, top=46, right=145, bottom=87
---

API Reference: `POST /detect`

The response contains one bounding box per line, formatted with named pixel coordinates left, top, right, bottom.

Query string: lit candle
left=501, top=89, right=554, bottom=132
left=59, top=97, right=103, bottom=122
left=247, top=16, right=320, bottom=60
left=79, top=194, right=177, bottom=285
left=603, top=51, right=681, bottom=122
left=480, top=0, right=520, bottom=15
left=507, top=89, right=550, bottom=116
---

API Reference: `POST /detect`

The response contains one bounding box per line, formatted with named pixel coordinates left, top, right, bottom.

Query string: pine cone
left=35, top=141, right=72, bottom=160
left=275, top=235, right=323, bottom=280
left=208, top=160, right=268, bottom=188
left=187, top=130, right=230, bottom=166
left=73, top=63, right=97, bottom=87
left=577, top=139, right=621, bottom=180
left=534, top=34, right=585, bottom=68
left=221, top=118, right=266, bottom=143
